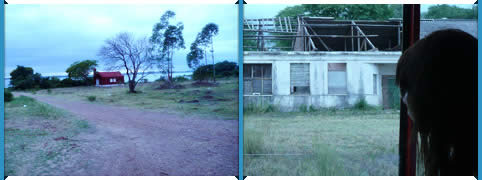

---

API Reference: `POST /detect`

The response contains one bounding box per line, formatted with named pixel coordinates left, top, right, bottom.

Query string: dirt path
left=13, top=92, right=238, bottom=176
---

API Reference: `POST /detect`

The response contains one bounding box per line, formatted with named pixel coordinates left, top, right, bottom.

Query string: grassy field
left=244, top=109, right=400, bottom=176
left=5, top=96, right=91, bottom=175
left=34, top=78, right=238, bottom=120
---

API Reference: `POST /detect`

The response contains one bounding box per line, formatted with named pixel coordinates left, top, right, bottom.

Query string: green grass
left=34, top=78, right=238, bottom=120
left=5, top=96, right=91, bottom=175
left=244, top=109, right=399, bottom=176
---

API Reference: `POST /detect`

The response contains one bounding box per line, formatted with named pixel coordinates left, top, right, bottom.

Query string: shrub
left=192, top=61, right=239, bottom=81
left=4, top=90, right=13, bottom=102
left=87, top=96, right=96, bottom=102
left=192, top=65, right=213, bottom=81
left=352, top=98, right=375, bottom=111
left=173, top=76, right=189, bottom=82
left=214, top=60, right=238, bottom=77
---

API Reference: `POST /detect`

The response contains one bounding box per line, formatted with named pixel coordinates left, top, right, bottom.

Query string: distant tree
left=186, top=37, right=204, bottom=70
left=98, top=32, right=153, bottom=93
left=161, top=24, right=185, bottom=83
left=389, top=4, right=403, bottom=19
left=66, top=60, right=98, bottom=82
left=39, top=77, right=61, bottom=89
left=423, top=4, right=477, bottom=19
left=150, top=11, right=185, bottom=85
left=192, top=61, right=238, bottom=81
left=277, top=5, right=394, bottom=20
left=214, top=60, right=238, bottom=77
left=198, top=23, right=219, bottom=82
left=10, top=65, right=35, bottom=90
left=192, top=65, right=213, bottom=82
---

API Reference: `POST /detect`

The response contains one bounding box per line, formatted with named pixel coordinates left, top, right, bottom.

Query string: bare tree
left=98, top=32, right=154, bottom=93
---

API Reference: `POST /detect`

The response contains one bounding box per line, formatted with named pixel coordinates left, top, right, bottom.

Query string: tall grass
left=244, top=104, right=279, bottom=114
left=244, top=108, right=399, bottom=175
left=244, top=130, right=265, bottom=154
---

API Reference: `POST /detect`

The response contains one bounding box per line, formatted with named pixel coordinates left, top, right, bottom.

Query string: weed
left=75, top=120, right=89, bottom=129
left=87, top=96, right=96, bottom=102
left=352, top=98, right=376, bottom=111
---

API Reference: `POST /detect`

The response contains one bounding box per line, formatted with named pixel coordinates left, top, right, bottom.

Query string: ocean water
left=4, top=72, right=191, bottom=87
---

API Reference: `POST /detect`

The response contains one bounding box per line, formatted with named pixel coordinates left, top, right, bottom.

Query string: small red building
left=93, top=68, right=124, bottom=86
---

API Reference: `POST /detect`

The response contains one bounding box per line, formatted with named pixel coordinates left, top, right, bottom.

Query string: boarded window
left=328, top=63, right=347, bottom=94
left=373, top=74, right=377, bottom=95
left=290, top=63, right=310, bottom=94
left=243, top=64, right=272, bottom=95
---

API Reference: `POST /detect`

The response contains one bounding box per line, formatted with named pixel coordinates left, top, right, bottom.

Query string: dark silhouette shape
left=396, top=29, right=477, bottom=175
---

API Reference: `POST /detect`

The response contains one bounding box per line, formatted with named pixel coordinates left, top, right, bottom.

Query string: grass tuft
left=87, top=96, right=96, bottom=102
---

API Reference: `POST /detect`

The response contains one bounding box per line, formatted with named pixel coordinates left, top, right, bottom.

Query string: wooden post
left=351, top=21, right=354, bottom=51
left=400, top=4, right=420, bottom=176
left=357, top=30, right=360, bottom=51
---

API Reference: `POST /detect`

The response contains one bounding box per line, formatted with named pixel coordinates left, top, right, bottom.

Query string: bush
left=4, top=90, right=13, bottom=102
left=192, top=61, right=238, bottom=81
left=352, top=98, right=375, bottom=111
left=59, top=78, right=89, bottom=88
left=192, top=65, right=213, bottom=81
left=173, top=76, right=189, bottom=82
left=214, top=60, right=238, bottom=77
left=87, top=96, right=96, bottom=102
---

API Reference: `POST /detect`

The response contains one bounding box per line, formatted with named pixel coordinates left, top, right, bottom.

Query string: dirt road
left=13, top=92, right=238, bottom=176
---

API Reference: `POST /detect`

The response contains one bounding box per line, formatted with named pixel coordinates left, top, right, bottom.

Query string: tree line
left=98, top=10, right=232, bottom=93
left=9, top=10, right=237, bottom=92
left=9, top=60, right=98, bottom=90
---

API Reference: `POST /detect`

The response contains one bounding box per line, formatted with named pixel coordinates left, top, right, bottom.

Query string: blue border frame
left=478, top=2, right=481, bottom=177
left=1, top=1, right=5, bottom=178
left=238, top=1, right=244, bottom=178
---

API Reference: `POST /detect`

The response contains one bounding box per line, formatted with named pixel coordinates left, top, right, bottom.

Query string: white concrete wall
left=244, top=51, right=401, bottom=111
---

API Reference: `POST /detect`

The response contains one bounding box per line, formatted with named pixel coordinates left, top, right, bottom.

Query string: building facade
left=243, top=17, right=476, bottom=111
left=244, top=51, right=400, bottom=111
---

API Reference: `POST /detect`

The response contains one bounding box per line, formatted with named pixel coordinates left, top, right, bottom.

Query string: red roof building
left=93, top=68, right=124, bottom=86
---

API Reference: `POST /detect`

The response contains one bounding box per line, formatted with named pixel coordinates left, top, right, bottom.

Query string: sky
left=5, top=4, right=238, bottom=77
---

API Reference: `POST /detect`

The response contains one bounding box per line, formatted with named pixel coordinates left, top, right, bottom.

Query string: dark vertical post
left=400, top=4, right=420, bottom=176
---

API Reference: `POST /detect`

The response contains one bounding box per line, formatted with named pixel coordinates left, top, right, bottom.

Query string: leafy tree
left=98, top=32, right=154, bottom=93
left=150, top=10, right=185, bottom=84
left=186, top=37, right=204, bottom=70
left=66, top=60, right=98, bottom=81
left=389, top=4, right=403, bottom=19
left=277, top=4, right=395, bottom=20
left=192, top=61, right=238, bottom=81
left=10, top=65, right=35, bottom=90
left=198, top=23, right=219, bottom=82
left=192, top=65, right=213, bottom=82
left=214, top=60, right=238, bottom=77
left=423, top=4, right=477, bottom=19
left=161, top=24, right=185, bottom=83
left=39, top=77, right=61, bottom=89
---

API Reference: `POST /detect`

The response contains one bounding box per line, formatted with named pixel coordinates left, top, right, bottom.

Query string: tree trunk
left=128, top=80, right=136, bottom=93
left=211, top=38, right=215, bottom=83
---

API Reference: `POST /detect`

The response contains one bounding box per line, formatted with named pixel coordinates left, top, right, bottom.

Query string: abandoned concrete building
left=243, top=17, right=477, bottom=110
